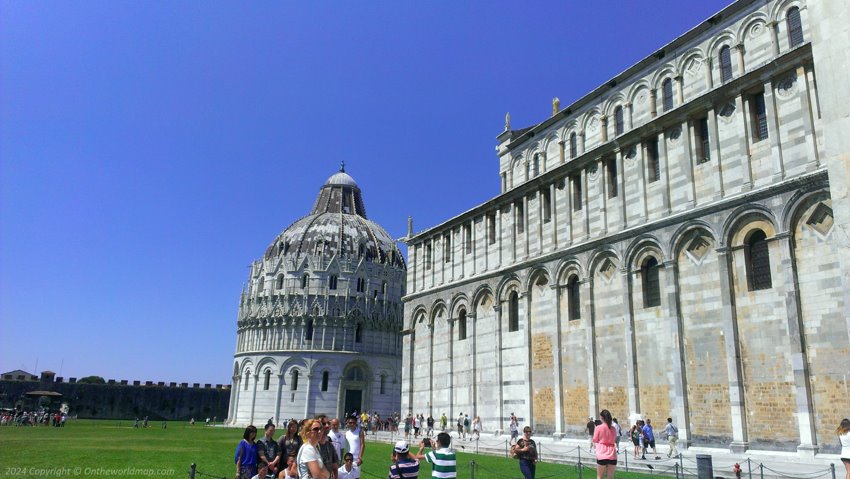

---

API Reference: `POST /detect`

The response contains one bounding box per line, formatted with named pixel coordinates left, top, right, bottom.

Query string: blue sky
left=0, top=1, right=731, bottom=384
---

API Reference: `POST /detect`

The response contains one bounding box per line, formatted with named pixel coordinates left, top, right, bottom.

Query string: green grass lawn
left=0, top=420, right=656, bottom=479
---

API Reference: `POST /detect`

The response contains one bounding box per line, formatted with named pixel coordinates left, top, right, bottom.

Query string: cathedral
left=402, top=0, right=850, bottom=455
left=227, top=168, right=406, bottom=425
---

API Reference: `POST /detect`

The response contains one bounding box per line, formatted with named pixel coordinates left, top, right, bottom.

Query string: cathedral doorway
left=344, top=389, right=362, bottom=416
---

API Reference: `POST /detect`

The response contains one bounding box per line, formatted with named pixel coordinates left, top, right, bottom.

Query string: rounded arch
left=676, top=47, right=707, bottom=77
left=706, top=30, right=739, bottom=60
left=279, top=357, right=307, bottom=377
left=721, top=204, right=778, bottom=247
left=625, top=235, right=665, bottom=272
left=781, top=187, right=830, bottom=232
left=430, top=299, right=448, bottom=324
left=232, top=361, right=241, bottom=378
left=669, top=220, right=719, bottom=258
left=524, top=265, right=552, bottom=293
left=770, top=0, right=804, bottom=24
left=650, top=64, right=678, bottom=90
left=342, top=360, right=372, bottom=381
left=602, top=93, right=627, bottom=116
left=556, top=256, right=585, bottom=284
left=408, top=304, right=428, bottom=330
left=737, top=11, right=769, bottom=43
left=470, top=284, right=494, bottom=312
left=626, top=79, right=652, bottom=105
left=449, top=292, right=470, bottom=320
left=559, top=120, right=580, bottom=143
left=496, top=273, right=522, bottom=303
left=239, top=358, right=255, bottom=376
left=255, top=357, right=279, bottom=375
left=579, top=107, right=602, bottom=133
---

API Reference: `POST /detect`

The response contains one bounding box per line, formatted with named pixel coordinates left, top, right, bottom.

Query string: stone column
left=797, top=65, right=821, bottom=171
left=601, top=116, right=609, bottom=143
left=715, top=247, right=748, bottom=452
left=735, top=92, right=754, bottom=191
left=586, top=277, right=600, bottom=421
left=625, top=103, right=634, bottom=131
left=706, top=106, right=724, bottom=199
left=552, top=284, right=565, bottom=438
left=274, top=372, right=284, bottom=426
left=617, top=149, right=628, bottom=229
left=494, top=303, right=504, bottom=435
left=768, top=21, right=780, bottom=56
left=249, top=372, right=259, bottom=425
left=763, top=77, right=785, bottom=181
left=734, top=43, right=746, bottom=77
left=663, top=260, right=690, bottom=449
left=775, top=232, right=818, bottom=455
left=650, top=89, right=658, bottom=118
left=303, top=372, right=313, bottom=418
left=674, top=75, right=684, bottom=105
left=620, top=269, right=640, bottom=417
left=550, top=183, right=558, bottom=248
left=228, top=375, right=240, bottom=424
left=469, top=310, right=478, bottom=417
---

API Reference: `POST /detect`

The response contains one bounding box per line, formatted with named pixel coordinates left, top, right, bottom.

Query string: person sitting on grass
left=251, top=462, right=268, bottom=479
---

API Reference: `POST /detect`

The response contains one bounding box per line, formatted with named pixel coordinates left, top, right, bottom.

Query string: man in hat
left=388, top=440, right=419, bottom=479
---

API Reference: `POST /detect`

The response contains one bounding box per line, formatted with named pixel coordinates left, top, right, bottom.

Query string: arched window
left=355, top=324, right=362, bottom=343
left=264, top=370, right=271, bottom=390
left=305, top=319, right=314, bottom=341
left=719, top=46, right=733, bottom=83
left=662, top=78, right=674, bottom=112
left=508, top=291, right=519, bottom=332
left=746, top=230, right=772, bottom=291
left=787, top=7, right=803, bottom=47
left=614, top=106, right=624, bottom=136
left=321, top=371, right=329, bottom=392
left=329, top=275, right=338, bottom=290
left=532, top=154, right=540, bottom=177
left=257, top=277, right=264, bottom=292
left=641, top=257, right=661, bottom=308
left=458, top=309, right=467, bottom=340
left=276, top=274, right=284, bottom=290
left=569, top=132, right=577, bottom=158
left=290, top=370, right=299, bottom=391
left=345, top=367, right=364, bottom=381
left=567, top=275, right=581, bottom=320
left=301, top=274, right=309, bottom=289
left=380, top=374, right=386, bottom=395
left=244, top=371, right=250, bottom=390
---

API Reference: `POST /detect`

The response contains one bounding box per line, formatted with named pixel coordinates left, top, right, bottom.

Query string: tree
left=78, top=376, right=105, bottom=384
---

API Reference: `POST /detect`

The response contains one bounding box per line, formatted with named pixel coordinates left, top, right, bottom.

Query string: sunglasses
left=311, top=426, right=322, bottom=432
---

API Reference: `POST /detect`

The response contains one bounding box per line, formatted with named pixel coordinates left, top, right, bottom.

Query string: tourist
left=664, top=418, right=679, bottom=458
left=612, top=418, right=622, bottom=451
left=251, top=463, right=269, bottom=479
left=512, top=426, right=537, bottom=479
left=414, top=432, right=455, bottom=479
left=630, top=420, right=642, bottom=459
left=345, top=416, right=365, bottom=467
left=317, top=418, right=339, bottom=479
left=404, top=414, right=412, bottom=439
left=328, top=418, right=344, bottom=468
left=281, top=453, right=297, bottom=479
left=593, top=410, right=617, bottom=479
left=426, top=414, right=435, bottom=437
left=338, top=453, right=359, bottom=479
left=642, top=419, right=659, bottom=459
left=456, top=413, right=464, bottom=438
left=235, top=425, right=258, bottom=479
left=586, top=417, right=596, bottom=452
left=463, top=415, right=470, bottom=441
left=439, top=413, right=447, bottom=432
left=297, top=418, right=329, bottom=479
left=388, top=440, right=419, bottom=479
left=509, top=414, right=519, bottom=445
left=279, top=420, right=304, bottom=461
left=471, top=416, right=481, bottom=441
left=258, top=423, right=281, bottom=477
left=838, top=418, right=850, bottom=479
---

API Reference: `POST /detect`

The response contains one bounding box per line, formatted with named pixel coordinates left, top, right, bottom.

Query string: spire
left=340, top=161, right=345, bottom=173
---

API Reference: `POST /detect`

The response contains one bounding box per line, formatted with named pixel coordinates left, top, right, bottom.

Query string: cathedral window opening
left=787, top=7, right=803, bottom=47
left=567, top=275, right=581, bottom=320
left=662, top=78, right=674, bottom=112
left=257, top=277, right=265, bottom=292
left=641, top=257, right=662, bottom=308
left=647, top=138, right=660, bottom=183
left=290, top=370, right=299, bottom=391
left=276, top=274, right=284, bottom=290
left=373, top=289, right=378, bottom=300
left=569, top=132, right=577, bottom=159
left=346, top=367, right=364, bottom=381
left=342, top=192, right=351, bottom=214
left=379, top=374, right=386, bottom=395
left=508, top=291, right=519, bottom=332
left=696, top=116, right=711, bottom=163
left=329, top=275, right=338, bottom=290
left=355, top=324, right=362, bottom=343
left=425, top=243, right=432, bottom=270
left=306, top=319, right=314, bottom=341
left=516, top=201, right=525, bottom=233
left=321, top=371, right=329, bottom=392
left=301, top=274, right=309, bottom=289
left=356, top=278, right=366, bottom=293
left=719, top=46, right=733, bottom=83
left=542, top=189, right=552, bottom=223
left=464, top=224, right=472, bottom=254
left=444, top=234, right=452, bottom=263
left=532, top=154, right=540, bottom=177
left=606, top=158, right=618, bottom=198
left=571, top=175, right=582, bottom=211
left=458, top=309, right=467, bottom=340
left=487, top=213, right=497, bottom=245
left=614, top=106, right=624, bottom=136
left=751, top=91, right=768, bottom=142
left=746, top=229, right=772, bottom=291
left=264, top=370, right=271, bottom=390
left=244, top=371, right=250, bottom=390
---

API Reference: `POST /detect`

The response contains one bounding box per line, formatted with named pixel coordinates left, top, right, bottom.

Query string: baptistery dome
left=227, top=167, right=406, bottom=425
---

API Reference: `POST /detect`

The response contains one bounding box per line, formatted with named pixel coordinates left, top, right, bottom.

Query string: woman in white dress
left=838, top=418, right=850, bottom=479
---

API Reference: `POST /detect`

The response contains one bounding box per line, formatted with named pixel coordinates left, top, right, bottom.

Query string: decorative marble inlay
left=776, top=72, right=798, bottom=99
left=685, top=57, right=703, bottom=77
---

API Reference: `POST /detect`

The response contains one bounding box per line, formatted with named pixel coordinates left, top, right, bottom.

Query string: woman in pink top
left=592, top=410, right=617, bottom=479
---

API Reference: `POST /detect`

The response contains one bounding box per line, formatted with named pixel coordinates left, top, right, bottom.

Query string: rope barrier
left=761, top=464, right=835, bottom=479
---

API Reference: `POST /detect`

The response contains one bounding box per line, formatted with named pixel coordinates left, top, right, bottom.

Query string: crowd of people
left=0, top=410, right=68, bottom=426
left=234, top=413, right=457, bottom=479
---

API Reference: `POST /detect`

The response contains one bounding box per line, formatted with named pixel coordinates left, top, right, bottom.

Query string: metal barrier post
left=675, top=462, right=680, bottom=479
left=830, top=463, right=836, bottom=479
left=759, top=463, right=764, bottom=479
left=578, top=445, right=582, bottom=466
left=189, top=463, right=196, bottom=479
left=578, top=461, right=583, bottom=479
left=505, top=440, right=509, bottom=458
left=747, top=458, right=753, bottom=479
left=625, top=447, right=629, bottom=472
left=469, top=460, right=475, bottom=479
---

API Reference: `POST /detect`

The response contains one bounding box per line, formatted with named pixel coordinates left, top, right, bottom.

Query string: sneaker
left=655, top=456, right=661, bottom=460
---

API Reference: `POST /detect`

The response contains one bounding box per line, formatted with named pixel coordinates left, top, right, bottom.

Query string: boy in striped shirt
left=389, top=441, right=419, bottom=479
left=415, top=432, right=456, bottom=479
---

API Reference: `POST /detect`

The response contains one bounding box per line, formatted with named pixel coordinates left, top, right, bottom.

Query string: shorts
left=632, top=437, right=639, bottom=446
left=511, top=430, right=519, bottom=439
left=597, top=459, right=618, bottom=466
left=647, top=439, right=656, bottom=448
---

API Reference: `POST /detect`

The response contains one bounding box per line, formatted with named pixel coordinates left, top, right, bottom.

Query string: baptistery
left=227, top=166, right=405, bottom=425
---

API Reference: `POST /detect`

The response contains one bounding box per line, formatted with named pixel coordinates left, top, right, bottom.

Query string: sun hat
left=393, top=440, right=409, bottom=454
